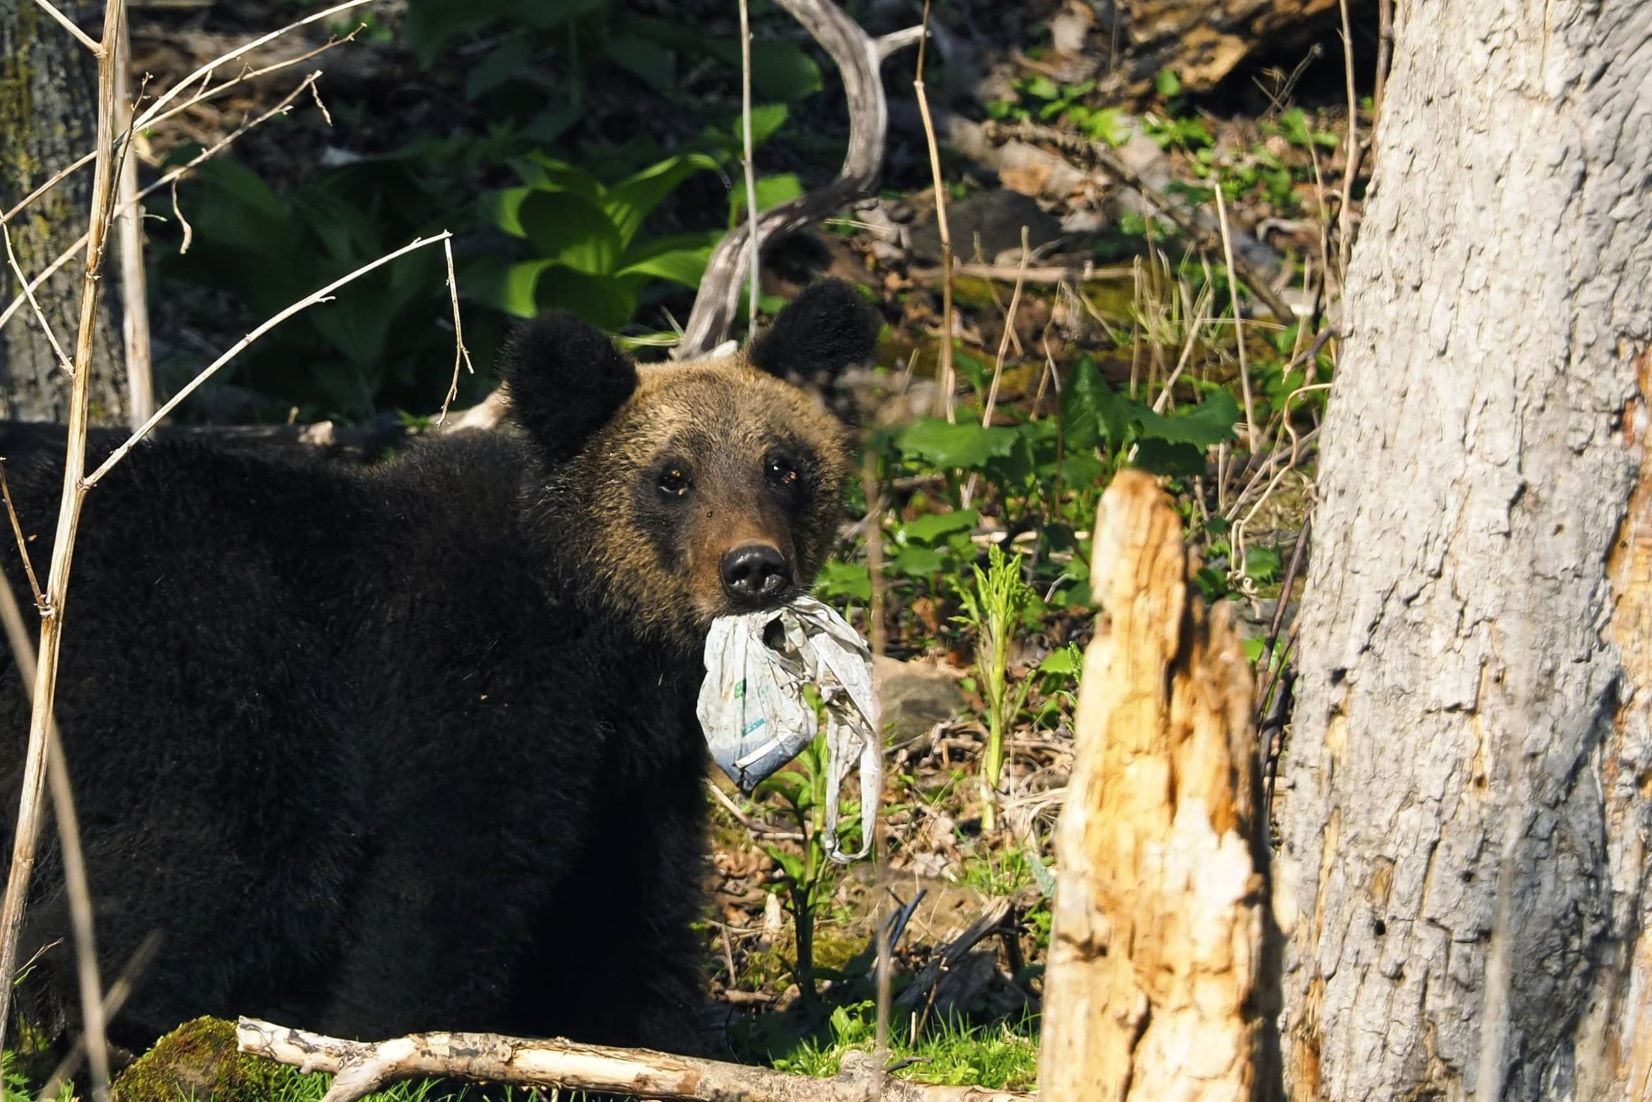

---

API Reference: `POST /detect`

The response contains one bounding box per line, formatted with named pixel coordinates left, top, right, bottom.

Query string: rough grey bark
left=1278, top=2, right=1652, bottom=1099
left=0, top=0, right=126, bottom=424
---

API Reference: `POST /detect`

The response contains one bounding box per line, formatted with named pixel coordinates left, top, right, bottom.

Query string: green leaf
left=530, top=266, right=638, bottom=330
left=1132, top=389, right=1240, bottom=447
left=812, top=560, right=871, bottom=603
left=1155, top=68, right=1182, bottom=98
left=605, top=153, right=720, bottom=248
left=895, top=419, right=1021, bottom=470
left=508, top=153, right=604, bottom=202
left=896, top=509, right=978, bottom=545
left=747, top=103, right=789, bottom=146
left=1023, top=75, right=1059, bottom=100
left=728, top=173, right=804, bottom=227
left=1062, top=356, right=1127, bottom=450
left=1133, top=438, right=1207, bottom=477
left=604, top=34, right=677, bottom=95
left=464, top=37, right=531, bottom=100
left=616, top=240, right=715, bottom=286
left=889, top=545, right=946, bottom=577
left=1037, top=644, right=1084, bottom=677
left=1245, top=545, right=1282, bottom=583
left=706, top=38, right=823, bottom=102
left=468, top=258, right=556, bottom=317
left=516, top=190, right=623, bottom=274
left=482, top=186, right=534, bottom=238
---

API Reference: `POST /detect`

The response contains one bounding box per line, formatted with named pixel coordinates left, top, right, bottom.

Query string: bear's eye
left=765, top=456, right=799, bottom=488
left=657, top=466, right=693, bottom=499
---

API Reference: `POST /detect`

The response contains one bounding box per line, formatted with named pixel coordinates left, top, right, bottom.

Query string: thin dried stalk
left=1212, top=184, right=1259, bottom=451
left=0, top=0, right=126, bottom=1069
left=115, top=8, right=154, bottom=426
left=913, top=0, right=954, bottom=422
left=737, top=0, right=761, bottom=325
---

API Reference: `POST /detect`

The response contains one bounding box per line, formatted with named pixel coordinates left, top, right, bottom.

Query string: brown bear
left=0, top=280, right=878, bottom=1056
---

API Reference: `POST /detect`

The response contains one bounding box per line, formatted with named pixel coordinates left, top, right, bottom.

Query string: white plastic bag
left=697, top=596, right=881, bottom=863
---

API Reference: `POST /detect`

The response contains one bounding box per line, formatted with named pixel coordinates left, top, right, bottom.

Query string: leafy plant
left=752, top=722, right=861, bottom=1008
left=953, top=545, right=1036, bottom=835
left=469, top=151, right=725, bottom=330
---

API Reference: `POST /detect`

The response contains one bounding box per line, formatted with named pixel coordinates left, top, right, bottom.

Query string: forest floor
left=23, top=0, right=1375, bottom=1096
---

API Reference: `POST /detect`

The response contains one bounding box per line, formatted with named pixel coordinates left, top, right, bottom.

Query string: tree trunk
left=0, top=0, right=126, bottom=424
left=1279, top=2, right=1652, bottom=1099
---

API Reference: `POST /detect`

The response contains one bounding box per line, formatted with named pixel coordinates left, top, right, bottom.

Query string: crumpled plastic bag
left=696, top=595, right=881, bottom=863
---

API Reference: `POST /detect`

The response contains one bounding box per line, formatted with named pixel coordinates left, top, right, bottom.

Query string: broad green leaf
left=604, top=34, right=677, bottom=95
left=464, top=37, right=531, bottom=101
left=1037, top=644, right=1085, bottom=677
left=706, top=38, right=823, bottom=102
left=895, top=419, right=1021, bottom=470
left=1062, top=356, right=1127, bottom=450
left=1133, top=389, right=1240, bottom=447
left=889, top=545, right=946, bottom=577
left=530, top=266, right=637, bottom=331
left=813, top=560, right=871, bottom=603
left=617, top=245, right=714, bottom=287
left=468, top=258, right=556, bottom=317
left=897, top=509, right=978, bottom=545
left=728, top=173, right=804, bottom=227
left=1133, top=437, right=1208, bottom=477
left=747, top=103, right=789, bottom=146
left=516, top=190, right=622, bottom=274
left=1245, top=545, right=1282, bottom=583
left=508, top=153, right=604, bottom=202
left=483, top=186, right=535, bottom=238
left=604, top=153, right=720, bottom=248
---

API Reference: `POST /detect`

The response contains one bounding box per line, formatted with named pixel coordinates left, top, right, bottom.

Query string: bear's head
left=502, top=280, right=878, bottom=649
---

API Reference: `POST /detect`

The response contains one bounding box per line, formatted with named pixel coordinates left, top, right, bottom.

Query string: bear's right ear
left=501, top=312, right=639, bottom=463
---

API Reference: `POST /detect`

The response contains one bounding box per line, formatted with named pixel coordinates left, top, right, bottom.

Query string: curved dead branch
left=672, top=1, right=922, bottom=358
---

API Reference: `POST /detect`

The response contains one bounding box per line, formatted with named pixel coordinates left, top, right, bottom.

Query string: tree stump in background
left=1039, top=469, right=1280, bottom=1102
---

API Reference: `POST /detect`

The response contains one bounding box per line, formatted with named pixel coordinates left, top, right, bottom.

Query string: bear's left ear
left=748, top=280, right=879, bottom=384
left=500, top=312, right=639, bottom=463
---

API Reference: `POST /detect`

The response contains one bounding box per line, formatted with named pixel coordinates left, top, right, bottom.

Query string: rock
left=875, top=655, right=966, bottom=742
left=114, top=1017, right=298, bottom=1102
left=907, top=190, right=1066, bottom=264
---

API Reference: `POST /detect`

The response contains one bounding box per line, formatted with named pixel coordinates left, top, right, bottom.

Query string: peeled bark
left=1040, top=470, right=1279, bottom=1102
left=0, top=0, right=125, bottom=424
left=1279, top=2, right=1652, bottom=1099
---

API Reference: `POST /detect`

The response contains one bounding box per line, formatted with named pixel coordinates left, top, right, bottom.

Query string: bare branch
left=1, top=221, right=75, bottom=374
left=674, top=0, right=921, bottom=357
left=236, top=1018, right=1034, bottom=1102
left=86, top=232, right=451, bottom=486
left=30, top=0, right=103, bottom=56
left=1, top=74, right=323, bottom=335
left=0, top=27, right=361, bottom=233
left=434, top=236, right=474, bottom=426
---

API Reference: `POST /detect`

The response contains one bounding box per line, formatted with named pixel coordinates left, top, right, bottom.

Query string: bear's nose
left=720, top=544, right=792, bottom=605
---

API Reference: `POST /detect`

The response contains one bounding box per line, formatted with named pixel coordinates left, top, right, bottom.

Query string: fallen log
left=236, top=1018, right=1036, bottom=1102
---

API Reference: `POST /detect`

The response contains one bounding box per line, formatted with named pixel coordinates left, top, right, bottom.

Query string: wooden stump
left=1038, top=470, right=1280, bottom=1102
